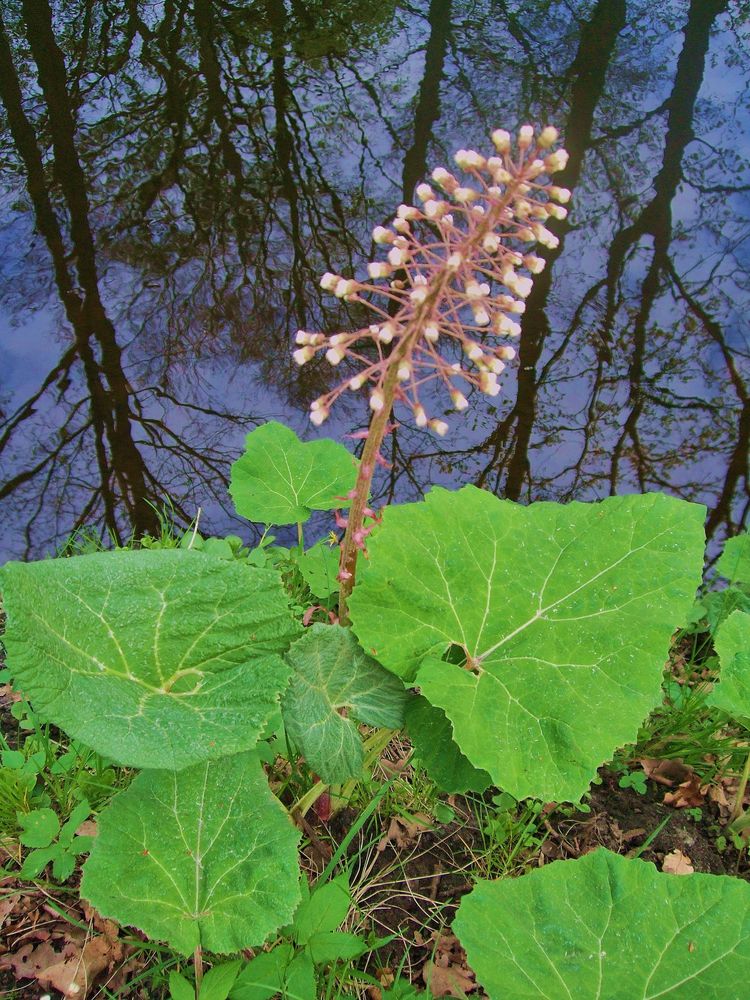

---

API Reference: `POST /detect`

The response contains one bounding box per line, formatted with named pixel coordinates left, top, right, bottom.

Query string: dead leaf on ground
left=377, top=813, right=433, bottom=852
left=663, top=773, right=706, bottom=809
left=639, top=758, right=694, bottom=787
left=421, top=933, right=476, bottom=998
left=662, top=849, right=695, bottom=875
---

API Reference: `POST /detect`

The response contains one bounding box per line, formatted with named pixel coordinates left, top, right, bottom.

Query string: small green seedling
left=18, top=800, right=94, bottom=881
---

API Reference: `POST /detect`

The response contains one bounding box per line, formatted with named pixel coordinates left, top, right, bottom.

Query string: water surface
left=0, top=0, right=748, bottom=560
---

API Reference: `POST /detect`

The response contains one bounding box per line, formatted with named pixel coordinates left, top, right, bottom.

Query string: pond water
left=0, top=0, right=748, bottom=562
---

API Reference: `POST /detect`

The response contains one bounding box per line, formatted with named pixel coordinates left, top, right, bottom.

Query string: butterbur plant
left=2, top=125, right=750, bottom=1000
left=292, top=126, right=570, bottom=614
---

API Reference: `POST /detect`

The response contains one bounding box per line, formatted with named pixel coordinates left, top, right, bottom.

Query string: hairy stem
left=730, top=745, right=750, bottom=825
left=338, top=361, right=401, bottom=623
left=194, top=945, right=203, bottom=993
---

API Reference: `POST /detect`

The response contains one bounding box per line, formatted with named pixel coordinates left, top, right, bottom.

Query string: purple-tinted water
left=1, top=0, right=748, bottom=561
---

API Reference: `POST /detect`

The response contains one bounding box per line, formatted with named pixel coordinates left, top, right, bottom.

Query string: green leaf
left=349, top=488, right=705, bottom=801
left=0, top=550, right=299, bottom=769
left=454, top=848, right=750, bottom=999
left=51, top=847, right=77, bottom=882
left=306, top=931, right=368, bottom=965
left=18, top=808, right=59, bottom=848
left=299, top=540, right=340, bottom=599
left=59, top=800, right=91, bottom=848
left=282, top=625, right=407, bottom=784
left=293, top=873, right=351, bottom=945
left=19, top=845, right=59, bottom=878
left=170, top=970, right=196, bottom=1000
left=229, top=422, right=356, bottom=526
left=405, top=696, right=491, bottom=794
left=231, top=944, right=294, bottom=1000
left=701, top=588, right=750, bottom=634
left=199, top=960, right=242, bottom=1000
left=284, top=951, right=316, bottom=1000
left=706, top=611, right=750, bottom=724
left=717, top=533, right=750, bottom=585
left=81, top=752, right=301, bottom=955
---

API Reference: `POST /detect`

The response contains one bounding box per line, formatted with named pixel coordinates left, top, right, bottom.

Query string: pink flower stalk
left=295, top=126, right=569, bottom=435
left=293, top=125, right=571, bottom=619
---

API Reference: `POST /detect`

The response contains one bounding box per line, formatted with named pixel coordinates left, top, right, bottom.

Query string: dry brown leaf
left=662, top=849, right=695, bottom=875
left=37, top=934, right=125, bottom=998
left=639, top=758, right=693, bottom=787
left=75, top=820, right=98, bottom=839
left=0, top=940, right=75, bottom=981
left=663, top=773, right=705, bottom=809
left=377, top=813, right=432, bottom=852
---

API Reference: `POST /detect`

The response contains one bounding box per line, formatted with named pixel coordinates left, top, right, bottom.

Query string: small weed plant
left=2, top=127, right=750, bottom=998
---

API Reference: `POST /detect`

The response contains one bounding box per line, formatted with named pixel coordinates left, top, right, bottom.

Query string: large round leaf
left=229, top=421, right=357, bottom=525
left=81, top=752, right=301, bottom=955
left=454, top=848, right=750, bottom=999
left=1, top=550, right=300, bottom=769
left=706, top=610, right=750, bottom=725
left=349, top=487, right=705, bottom=801
left=717, top=533, right=750, bottom=585
left=405, top=696, right=491, bottom=794
left=282, top=624, right=407, bottom=783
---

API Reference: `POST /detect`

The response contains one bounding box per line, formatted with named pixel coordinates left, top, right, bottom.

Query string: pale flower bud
left=453, top=187, right=478, bottom=203
left=483, top=233, right=500, bottom=253
left=547, top=203, right=568, bottom=220
left=518, top=124, right=534, bottom=149
left=454, top=149, right=486, bottom=170
left=545, top=149, right=569, bottom=173
left=487, top=156, right=503, bottom=171
left=397, top=362, right=411, bottom=382
left=414, top=405, right=428, bottom=428
left=532, top=223, right=560, bottom=249
left=538, top=126, right=559, bottom=148
left=472, top=204, right=486, bottom=217
left=334, top=278, right=357, bottom=298
left=514, top=276, right=533, bottom=299
left=424, top=323, right=440, bottom=342
left=450, top=389, right=469, bottom=411
left=349, top=374, right=366, bottom=390
left=326, top=347, right=345, bottom=365
left=423, top=199, right=447, bottom=219
left=387, top=246, right=408, bottom=267
left=368, top=262, right=392, bottom=278
left=493, top=168, right=512, bottom=184
left=430, top=419, right=449, bottom=436
left=431, top=166, right=457, bottom=190
left=447, top=252, right=463, bottom=271
left=549, top=186, right=572, bottom=203
left=369, top=391, right=384, bottom=412
left=293, top=346, right=315, bottom=365
left=479, top=371, right=501, bottom=396
left=310, top=407, right=329, bottom=426
left=486, top=358, right=506, bottom=374
left=397, top=204, right=420, bottom=220
left=523, top=254, right=546, bottom=274
left=378, top=322, right=396, bottom=343
left=473, top=307, right=491, bottom=327
left=329, top=333, right=347, bottom=345
left=295, top=330, right=311, bottom=344
left=464, top=341, right=484, bottom=362
left=498, top=346, right=517, bottom=360
left=517, top=227, right=535, bottom=242
left=465, top=280, right=486, bottom=300
left=491, top=128, right=511, bottom=153
left=393, top=217, right=411, bottom=234
left=410, top=286, right=428, bottom=303
left=416, top=182, right=434, bottom=201
left=509, top=300, right=526, bottom=314
left=525, top=159, right=546, bottom=179
left=373, top=225, right=394, bottom=244
left=320, top=272, right=339, bottom=290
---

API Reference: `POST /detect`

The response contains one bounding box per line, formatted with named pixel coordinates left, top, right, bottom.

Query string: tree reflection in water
left=0, top=0, right=747, bottom=559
